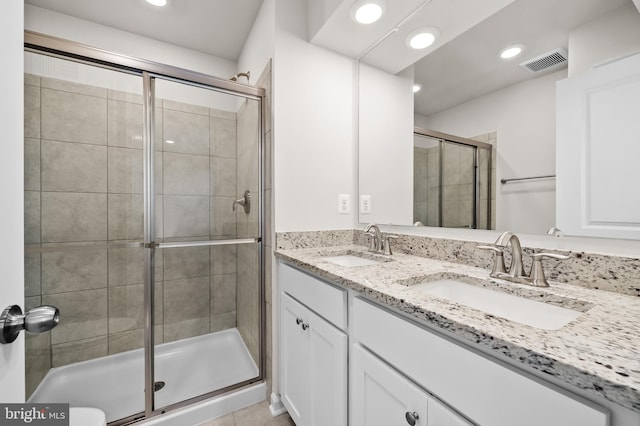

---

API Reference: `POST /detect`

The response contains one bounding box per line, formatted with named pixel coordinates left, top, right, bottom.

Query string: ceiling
left=412, top=0, right=633, bottom=116
left=24, top=0, right=264, bottom=61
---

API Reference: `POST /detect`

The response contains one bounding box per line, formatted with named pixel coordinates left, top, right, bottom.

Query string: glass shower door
left=151, top=77, right=262, bottom=411
left=23, top=51, right=146, bottom=422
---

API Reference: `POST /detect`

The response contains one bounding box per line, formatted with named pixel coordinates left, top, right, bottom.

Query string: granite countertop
left=275, top=244, right=640, bottom=413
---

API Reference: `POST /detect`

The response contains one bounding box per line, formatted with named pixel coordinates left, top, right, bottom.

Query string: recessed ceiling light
left=413, top=84, right=422, bottom=93
left=145, top=0, right=168, bottom=7
left=406, top=27, right=440, bottom=50
left=500, top=44, right=525, bottom=59
left=350, top=0, right=387, bottom=25
left=165, top=140, right=175, bottom=144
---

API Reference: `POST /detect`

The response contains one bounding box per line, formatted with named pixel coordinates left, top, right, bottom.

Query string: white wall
left=0, top=1, right=25, bottom=402
left=420, top=69, right=565, bottom=234
left=273, top=0, right=356, bottom=232
left=568, top=2, right=640, bottom=77
left=359, top=63, right=414, bottom=225
left=25, top=5, right=237, bottom=79
left=238, top=0, right=275, bottom=85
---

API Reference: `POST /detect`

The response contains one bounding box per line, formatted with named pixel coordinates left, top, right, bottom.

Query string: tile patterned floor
left=198, top=401, right=294, bottom=426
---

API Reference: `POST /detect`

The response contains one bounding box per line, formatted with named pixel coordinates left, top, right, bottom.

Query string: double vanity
left=275, top=230, right=640, bottom=426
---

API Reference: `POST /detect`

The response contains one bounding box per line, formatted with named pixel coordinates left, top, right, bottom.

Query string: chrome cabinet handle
left=296, top=317, right=303, bottom=325
left=405, top=411, right=419, bottom=425
left=301, top=322, right=309, bottom=331
left=0, top=305, right=59, bottom=344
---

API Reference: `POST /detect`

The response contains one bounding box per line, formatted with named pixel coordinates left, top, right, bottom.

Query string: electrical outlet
left=360, top=195, right=371, bottom=214
left=338, top=194, right=350, bottom=214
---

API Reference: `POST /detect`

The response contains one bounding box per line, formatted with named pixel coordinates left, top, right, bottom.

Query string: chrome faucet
left=494, top=231, right=524, bottom=278
left=479, top=231, right=569, bottom=287
left=364, top=223, right=382, bottom=253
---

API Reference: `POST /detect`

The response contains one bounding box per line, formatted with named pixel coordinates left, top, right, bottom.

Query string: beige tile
left=163, top=109, right=210, bottom=156
left=41, top=192, right=107, bottom=243
left=264, top=131, right=272, bottom=191
left=24, top=84, right=41, bottom=139
left=211, top=273, right=236, bottom=314
left=41, top=88, right=107, bottom=145
left=108, top=147, right=143, bottom=194
left=41, top=140, right=107, bottom=193
left=199, top=413, right=235, bottom=426
left=51, top=336, right=108, bottom=367
left=163, top=152, right=210, bottom=196
left=232, top=401, right=272, bottom=426
left=25, top=329, right=51, bottom=398
left=163, top=246, right=210, bottom=280
left=211, top=245, right=237, bottom=276
left=163, top=317, right=210, bottom=343
left=25, top=251, right=41, bottom=297
left=108, top=247, right=144, bottom=286
left=211, top=197, right=237, bottom=237
left=44, top=288, right=108, bottom=344
left=41, top=249, right=108, bottom=294
left=108, top=194, right=144, bottom=241
left=163, top=277, right=210, bottom=324
left=108, top=99, right=144, bottom=149
left=163, top=99, right=209, bottom=116
left=211, top=311, right=236, bottom=333
left=163, top=195, right=210, bottom=238
left=210, top=108, right=236, bottom=121
left=107, top=281, right=164, bottom=334
left=107, top=326, right=163, bottom=355
left=108, top=89, right=143, bottom=104
left=24, top=73, right=41, bottom=87
left=211, top=157, right=237, bottom=197
left=210, top=116, right=237, bottom=159
left=25, top=191, right=41, bottom=244
left=24, top=138, right=40, bottom=191
left=41, top=77, right=107, bottom=98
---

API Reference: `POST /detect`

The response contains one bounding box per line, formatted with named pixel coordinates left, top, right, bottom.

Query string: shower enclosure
left=413, top=128, right=494, bottom=229
left=23, top=32, right=265, bottom=425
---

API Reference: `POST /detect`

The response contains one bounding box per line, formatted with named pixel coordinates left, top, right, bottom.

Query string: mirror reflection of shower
left=413, top=129, right=495, bottom=230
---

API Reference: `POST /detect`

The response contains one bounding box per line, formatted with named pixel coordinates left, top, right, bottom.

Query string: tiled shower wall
left=23, top=73, right=255, bottom=397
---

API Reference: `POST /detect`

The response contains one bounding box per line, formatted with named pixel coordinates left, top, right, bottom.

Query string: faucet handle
left=529, top=252, right=570, bottom=287
left=383, top=235, right=398, bottom=255
left=478, top=245, right=507, bottom=277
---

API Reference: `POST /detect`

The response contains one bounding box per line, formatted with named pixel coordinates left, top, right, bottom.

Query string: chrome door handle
left=0, top=304, right=60, bottom=344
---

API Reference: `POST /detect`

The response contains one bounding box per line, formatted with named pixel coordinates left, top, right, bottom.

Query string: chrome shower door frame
left=25, top=31, right=266, bottom=425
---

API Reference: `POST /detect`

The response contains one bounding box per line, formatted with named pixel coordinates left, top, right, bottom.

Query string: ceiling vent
left=519, top=48, right=568, bottom=73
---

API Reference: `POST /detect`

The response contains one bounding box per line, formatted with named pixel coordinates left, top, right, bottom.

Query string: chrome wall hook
left=0, top=304, right=59, bottom=344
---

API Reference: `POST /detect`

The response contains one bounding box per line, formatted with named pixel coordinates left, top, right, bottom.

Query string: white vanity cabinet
left=351, top=343, right=471, bottom=426
left=352, top=297, right=609, bottom=426
left=279, top=264, right=348, bottom=426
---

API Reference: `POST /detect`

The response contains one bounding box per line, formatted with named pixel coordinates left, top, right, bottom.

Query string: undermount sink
left=412, top=278, right=584, bottom=330
left=321, top=250, right=391, bottom=267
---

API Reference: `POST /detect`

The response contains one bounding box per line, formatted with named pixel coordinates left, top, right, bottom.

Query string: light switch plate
left=338, top=194, right=350, bottom=214
left=360, top=195, right=371, bottom=214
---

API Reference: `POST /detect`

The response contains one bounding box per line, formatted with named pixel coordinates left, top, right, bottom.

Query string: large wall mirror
left=357, top=0, right=640, bottom=237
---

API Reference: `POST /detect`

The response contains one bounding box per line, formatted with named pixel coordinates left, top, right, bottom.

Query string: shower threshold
left=28, top=328, right=259, bottom=423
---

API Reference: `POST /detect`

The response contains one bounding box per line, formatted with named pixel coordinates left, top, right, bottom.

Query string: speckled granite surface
left=275, top=238, right=640, bottom=412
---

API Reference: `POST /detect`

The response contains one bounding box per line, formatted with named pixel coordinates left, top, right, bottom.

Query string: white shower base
left=28, top=328, right=259, bottom=423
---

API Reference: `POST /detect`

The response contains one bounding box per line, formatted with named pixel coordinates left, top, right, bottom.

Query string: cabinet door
left=281, top=293, right=348, bottom=426
left=281, top=293, right=310, bottom=425
left=557, top=52, right=640, bottom=239
left=351, top=344, right=472, bottom=426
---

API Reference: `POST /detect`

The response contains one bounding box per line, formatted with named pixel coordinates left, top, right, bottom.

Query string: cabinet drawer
left=353, top=297, right=608, bottom=426
left=279, top=263, right=347, bottom=329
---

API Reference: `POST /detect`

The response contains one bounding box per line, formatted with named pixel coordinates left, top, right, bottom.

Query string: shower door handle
left=0, top=304, right=60, bottom=344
